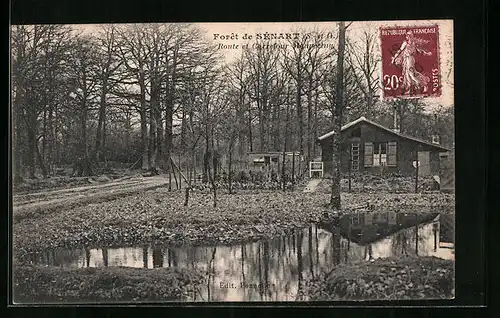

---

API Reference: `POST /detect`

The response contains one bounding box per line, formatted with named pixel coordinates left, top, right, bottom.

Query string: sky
left=76, top=19, right=454, bottom=110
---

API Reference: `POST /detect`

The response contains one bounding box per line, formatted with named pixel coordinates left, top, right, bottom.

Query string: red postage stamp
left=380, top=25, right=441, bottom=100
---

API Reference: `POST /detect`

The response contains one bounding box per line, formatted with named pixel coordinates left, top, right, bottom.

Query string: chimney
left=432, top=113, right=440, bottom=144
left=431, top=135, right=440, bottom=145
left=392, top=107, right=400, bottom=133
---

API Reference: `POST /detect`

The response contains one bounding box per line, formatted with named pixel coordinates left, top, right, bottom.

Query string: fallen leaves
left=14, top=190, right=329, bottom=262
left=317, top=174, right=451, bottom=195
left=305, top=256, right=454, bottom=300
left=13, top=178, right=454, bottom=270
left=13, top=265, right=204, bottom=303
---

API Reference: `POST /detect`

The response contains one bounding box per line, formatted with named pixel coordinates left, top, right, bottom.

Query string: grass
left=303, top=256, right=454, bottom=300
left=13, top=265, right=204, bottom=303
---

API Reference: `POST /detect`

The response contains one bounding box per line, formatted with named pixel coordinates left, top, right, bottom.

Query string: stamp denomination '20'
left=380, top=25, right=441, bottom=100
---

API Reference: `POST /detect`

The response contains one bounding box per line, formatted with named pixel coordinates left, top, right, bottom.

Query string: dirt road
left=12, top=175, right=172, bottom=219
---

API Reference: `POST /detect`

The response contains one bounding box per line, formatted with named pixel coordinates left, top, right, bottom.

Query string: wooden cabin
left=317, top=117, right=451, bottom=177
left=246, top=151, right=303, bottom=176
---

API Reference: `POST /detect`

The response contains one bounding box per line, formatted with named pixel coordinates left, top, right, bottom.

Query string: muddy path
left=12, top=175, right=172, bottom=219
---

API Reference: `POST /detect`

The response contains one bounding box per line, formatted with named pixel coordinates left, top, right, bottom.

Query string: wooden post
left=433, top=223, right=438, bottom=251
left=169, top=158, right=190, bottom=206
left=347, top=222, right=351, bottom=251
left=348, top=153, right=352, bottom=193
left=292, top=152, right=296, bottom=191
left=171, top=158, right=190, bottom=184
left=171, top=160, right=179, bottom=189
left=415, top=225, right=419, bottom=255
left=298, top=154, right=302, bottom=182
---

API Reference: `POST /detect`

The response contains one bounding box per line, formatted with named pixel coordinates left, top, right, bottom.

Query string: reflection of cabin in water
left=341, top=212, right=440, bottom=245
left=349, top=211, right=398, bottom=227
left=246, top=151, right=303, bottom=176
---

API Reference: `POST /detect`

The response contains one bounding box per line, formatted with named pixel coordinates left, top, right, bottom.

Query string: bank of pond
left=14, top=212, right=454, bottom=302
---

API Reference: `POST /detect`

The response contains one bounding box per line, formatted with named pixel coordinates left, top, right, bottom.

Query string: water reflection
left=30, top=213, right=454, bottom=301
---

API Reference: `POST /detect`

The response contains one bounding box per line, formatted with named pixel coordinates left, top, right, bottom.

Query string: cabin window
left=271, top=157, right=278, bottom=163
left=365, top=142, right=397, bottom=167
left=264, top=156, right=271, bottom=164
left=373, top=142, right=387, bottom=166
left=253, top=157, right=265, bottom=165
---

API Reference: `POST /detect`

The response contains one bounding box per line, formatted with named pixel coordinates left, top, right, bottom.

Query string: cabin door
left=418, top=151, right=431, bottom=176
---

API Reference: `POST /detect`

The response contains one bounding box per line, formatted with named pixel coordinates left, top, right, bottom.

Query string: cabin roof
left=247, top=151, right=301, bottom=155
left=317, top=116, right=451, bottom=152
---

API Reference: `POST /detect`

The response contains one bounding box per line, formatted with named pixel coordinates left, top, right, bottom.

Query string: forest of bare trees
left=11, top=23, right=454, bottom=187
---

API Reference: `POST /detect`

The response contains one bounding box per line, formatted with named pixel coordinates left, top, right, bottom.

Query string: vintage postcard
left=11, top=20, right=454, bottom=303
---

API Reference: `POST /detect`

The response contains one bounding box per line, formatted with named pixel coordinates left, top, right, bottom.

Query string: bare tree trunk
left=81, top=98, right=93, bottom=176
left=171, top=159, right=179, bottom=189
left=292, top=151, right=296, bottom=191
left=258, top=100, right=268, bottom=151
left=36, top=141, right=48, bottom=177
left=184, top=158, right=191, bottom=206
left=228, top=136, right=234, bottom=194
left=164, top=48, right=177, bottom=173
left=41, top=108, right=47, bottom=174
left=102, top=104, right=107, bottom=155
left=26, top=107, right=37, bottom=178
left=237, top=97, right=246, bottom=158
left=148, top=91, right=158, bottom=173
left=330, top=22, right=347, bottom=210
left=139, top=71, right=149, bottom=170
left=307, top=83, right=313, bottom=162
left=164, top=91, right=174, bottom=177
left=282, top=103, right=290, bottom=191
left=148, top=123, right=157, bottom=171
left=247, top=101, right=253, bottom=152
left=124, top=110, right=131, bottom=150
left=179, top=154, right=182, bottom=189
left=208, top=151, right=217, bottom=208
left=296, top=78, right=304, bottom=157
left=271, top=101, right=278, bottom=151
left=13, top=93, right=23, bottom=183
left=203, top=144, right=209, bottom=183
left=47, top=102, right=55, bottom=176
left=53, top=103, right=60, bottom=167
left=156, top=105, right=163, bottom=160
left=95, top=82, right=107, bottom=162
left=313, top=91, right=319, bottom=158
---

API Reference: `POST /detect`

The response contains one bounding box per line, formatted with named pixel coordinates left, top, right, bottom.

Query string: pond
left=29, top=212, right=454, bottom=302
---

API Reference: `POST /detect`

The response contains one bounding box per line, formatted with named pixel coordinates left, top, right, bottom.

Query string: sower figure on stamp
left=391, top=30, right=433, bottom=95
